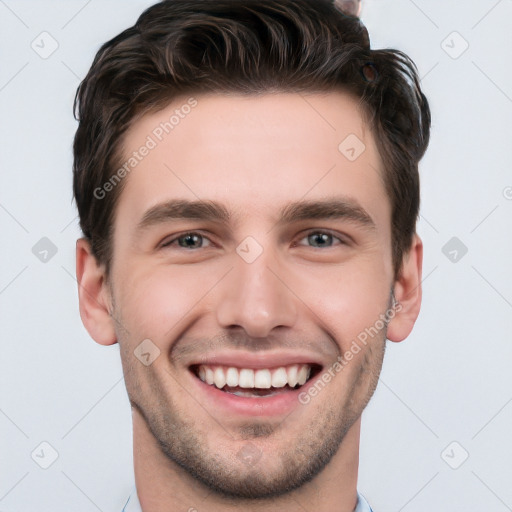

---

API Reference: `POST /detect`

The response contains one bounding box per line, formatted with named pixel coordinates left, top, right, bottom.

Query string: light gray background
left=1, top=1, right=511, bottom=511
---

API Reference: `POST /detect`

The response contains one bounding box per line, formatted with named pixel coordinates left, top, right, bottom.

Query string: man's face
left=108, top=92, right=395, bottom=498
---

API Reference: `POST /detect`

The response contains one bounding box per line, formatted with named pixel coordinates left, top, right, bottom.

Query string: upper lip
left=188, top=350, right=325, bottom=370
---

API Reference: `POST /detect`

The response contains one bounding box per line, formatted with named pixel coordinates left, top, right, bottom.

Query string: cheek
left=113, top=267, right=195, bottom=340
left=113, top=261, right=229, bottom=342
left=296, top=259, right=390, bottom=349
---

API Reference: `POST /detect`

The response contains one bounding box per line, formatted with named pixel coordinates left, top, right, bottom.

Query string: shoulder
left=355, top=492, right=374, bottom=512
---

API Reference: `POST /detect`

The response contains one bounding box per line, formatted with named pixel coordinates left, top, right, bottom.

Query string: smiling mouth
left=190, top=363, right=322, bottom=397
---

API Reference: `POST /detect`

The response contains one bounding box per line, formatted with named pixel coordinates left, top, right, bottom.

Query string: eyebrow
left=279, top=198, right=376, bottom=230
left=136, top=197, right=376, bottom=233
left=137, top=200, right=231, bottom=232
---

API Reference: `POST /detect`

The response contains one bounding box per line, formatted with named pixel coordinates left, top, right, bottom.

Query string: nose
left=216, top=247, right=298, bottom=338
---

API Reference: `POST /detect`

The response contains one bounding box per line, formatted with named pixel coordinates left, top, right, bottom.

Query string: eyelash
left=293, top=230, right=347, bottom=248
left=160, top=230, right=347, bottom=250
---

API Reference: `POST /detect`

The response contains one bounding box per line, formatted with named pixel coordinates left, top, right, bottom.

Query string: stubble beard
left=124, top=332, right=387, bottom=501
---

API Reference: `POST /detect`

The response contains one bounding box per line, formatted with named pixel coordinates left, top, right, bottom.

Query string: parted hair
left=73, top=0, right=430, bottom=279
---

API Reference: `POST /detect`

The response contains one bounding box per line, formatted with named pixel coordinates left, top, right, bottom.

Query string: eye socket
left=160, top=230, right=348, bottom=251
left=161, top=232, right=213, bottom=250
left=295, top=230, right=347, bottom=249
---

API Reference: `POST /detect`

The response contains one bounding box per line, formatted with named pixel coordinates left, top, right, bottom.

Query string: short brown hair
left=73, top=0, right=430, bottom=279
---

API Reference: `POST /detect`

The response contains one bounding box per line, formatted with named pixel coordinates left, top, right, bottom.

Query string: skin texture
left=337, top=0, right=362, bottom=17
left=76, top=92, right=422, bottom=512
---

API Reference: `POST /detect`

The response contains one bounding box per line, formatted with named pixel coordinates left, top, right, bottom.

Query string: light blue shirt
left=122, top=486, right=373, bottom=511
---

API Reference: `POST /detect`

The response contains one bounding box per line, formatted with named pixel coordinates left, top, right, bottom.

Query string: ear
left=76, top=238, right=117, bottom=346
left=387, top=234, right=423, bottom=343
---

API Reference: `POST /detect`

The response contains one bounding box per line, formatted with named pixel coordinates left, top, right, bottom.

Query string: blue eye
left=162, top=232, right=212, bottom=249
left=299, top=231, right=344, bottom=248
left=160, top=230, right=346, bottom=251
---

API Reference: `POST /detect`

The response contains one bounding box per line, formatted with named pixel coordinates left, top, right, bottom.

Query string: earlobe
left=386, top=234, right=423, bottom=343
left=76, top=238, right=117, bottom=346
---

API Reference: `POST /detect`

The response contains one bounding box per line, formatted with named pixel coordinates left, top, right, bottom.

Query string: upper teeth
left=197, top=364, right=312, bottom=390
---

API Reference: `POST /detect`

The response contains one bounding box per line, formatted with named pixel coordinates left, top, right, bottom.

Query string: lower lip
left=188, top=370, right=315, bottom=417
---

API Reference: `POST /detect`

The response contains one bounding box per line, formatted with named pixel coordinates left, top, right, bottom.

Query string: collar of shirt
left=122, top=487, right=373, bottom=512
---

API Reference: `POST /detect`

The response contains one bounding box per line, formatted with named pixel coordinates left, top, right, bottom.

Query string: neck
left=132, top=408, right=361, bottom=512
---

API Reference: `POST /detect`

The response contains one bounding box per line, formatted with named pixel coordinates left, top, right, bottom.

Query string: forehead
left=114, top=91, right=388, bottom=232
